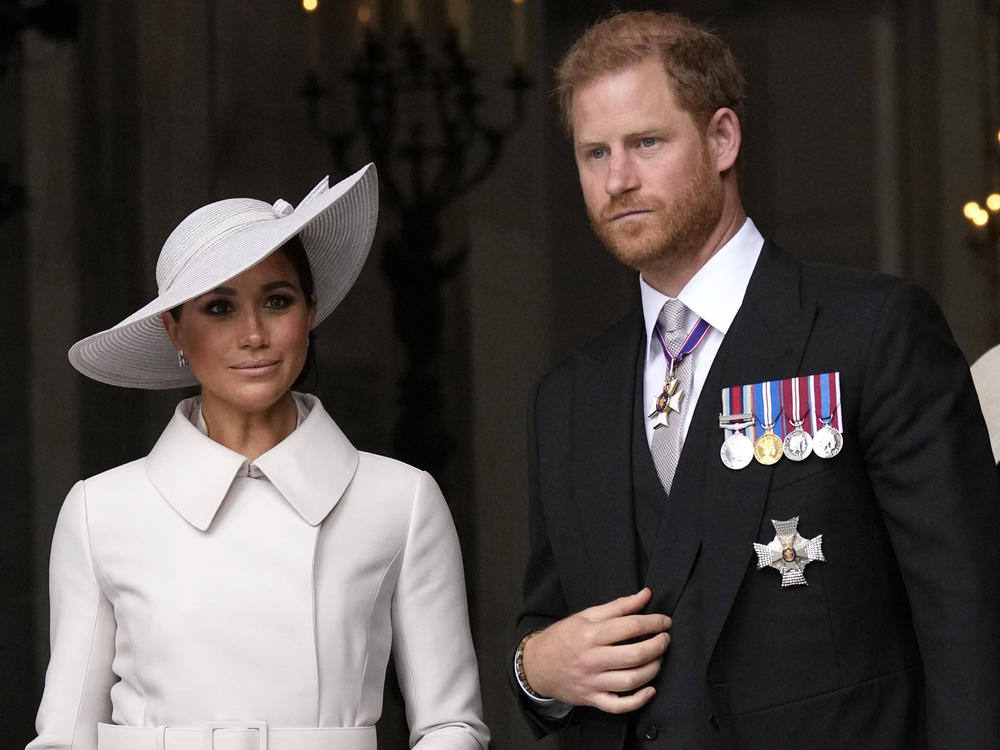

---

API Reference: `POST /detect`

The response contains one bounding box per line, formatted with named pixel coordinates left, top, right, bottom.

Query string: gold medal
left=754, top=430, right=783, bottom=465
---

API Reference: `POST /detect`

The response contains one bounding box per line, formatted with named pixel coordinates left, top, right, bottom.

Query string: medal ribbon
left=721, top=383, right=756, bottom=439
left=753, top=379, right=784, bottom=439
left=722, top=372, right=842, bottom=443
left=808, top=372, right=843, bottom=434
left=654, top=317, right=712, bottom=376
left=780, top=376, right=811, bottom=434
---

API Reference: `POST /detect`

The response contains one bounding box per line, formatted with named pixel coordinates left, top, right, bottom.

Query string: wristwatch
left=515, top=631, right=542, bottom=698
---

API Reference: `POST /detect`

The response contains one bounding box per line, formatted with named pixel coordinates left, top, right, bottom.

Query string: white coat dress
left=28, top=393, right=489, bottom=750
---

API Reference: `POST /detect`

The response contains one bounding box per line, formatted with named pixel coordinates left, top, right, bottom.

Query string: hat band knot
left=272, top=198, right=294, bottom=217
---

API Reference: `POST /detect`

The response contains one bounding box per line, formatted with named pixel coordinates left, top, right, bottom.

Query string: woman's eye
left=204, top=300, right=233, bottom=316
left=588, top=147, right=606, bottom=160
left=264, top=294, right=293, bottom=310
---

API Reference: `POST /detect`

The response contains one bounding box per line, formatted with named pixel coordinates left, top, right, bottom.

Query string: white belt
left=97, top=722, right=377, bottom=750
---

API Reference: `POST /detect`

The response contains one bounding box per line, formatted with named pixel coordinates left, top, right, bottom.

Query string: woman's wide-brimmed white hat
left=69, top=163, right=378, bottom=389
left=972, top=341, right=1000, bottom=464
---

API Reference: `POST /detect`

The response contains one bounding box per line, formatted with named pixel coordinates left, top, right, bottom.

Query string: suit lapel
left=641, top=358, right=717, bottom=613
left=699, top=241, right=817, bottom=662
left=566, top=243, right=815, bottom=632
left=571, top=310, right=643, bottom=604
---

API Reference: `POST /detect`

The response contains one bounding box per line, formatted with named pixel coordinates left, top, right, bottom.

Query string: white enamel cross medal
left=649, top=361, right=685, bottom=428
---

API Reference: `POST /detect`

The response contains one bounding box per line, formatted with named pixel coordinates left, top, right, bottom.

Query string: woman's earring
left=177, top=350, right=189, bottom=367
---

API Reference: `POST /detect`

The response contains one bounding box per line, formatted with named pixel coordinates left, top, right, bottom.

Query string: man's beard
left=587, top=157, right=724, bottom=273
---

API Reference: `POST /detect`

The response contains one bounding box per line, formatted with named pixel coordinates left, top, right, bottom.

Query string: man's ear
left=706, top=107, right=741, bottom=173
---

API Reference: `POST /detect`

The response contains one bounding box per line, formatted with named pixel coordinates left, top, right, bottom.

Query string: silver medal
left=813, top=423, right=843, bottom=459
left=721, top=432, right=754, bottom=470
left=783, top=427, right=812, bottom=461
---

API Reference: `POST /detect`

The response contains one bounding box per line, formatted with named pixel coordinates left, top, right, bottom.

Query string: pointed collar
left=639, top=217, right=764, bottom=343
left=145, top=393, right=359, bottom=531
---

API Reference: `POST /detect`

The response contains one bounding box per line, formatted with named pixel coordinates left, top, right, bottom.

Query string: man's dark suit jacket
left=514, top=242, right=1000, bottom=749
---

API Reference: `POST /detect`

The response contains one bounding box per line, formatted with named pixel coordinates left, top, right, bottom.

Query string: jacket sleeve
left=391, top=472, right=490, bottom=750
left=858, top=282, right=1000, bottom=748
left=27, top=481, right=116, bottom=750
left=509, top=379, right=578, bottom=736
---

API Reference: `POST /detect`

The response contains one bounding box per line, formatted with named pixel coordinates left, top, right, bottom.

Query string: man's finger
left=593, top=631, right=670, bottom=671
left=590, top=686, right=658, bottom=715
left=594, top=658, right=664, bottom=694
left=592, top=613, right=672, bottom=648
left=580, top=587, right=653, bottom=621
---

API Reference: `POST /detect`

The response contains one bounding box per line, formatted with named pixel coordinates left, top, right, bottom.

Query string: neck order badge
left=648, top=315, right=712, bottom=428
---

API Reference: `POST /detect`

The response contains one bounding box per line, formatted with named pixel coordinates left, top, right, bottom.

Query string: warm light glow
left=974, top=209, right=990, bottom=227
left=988, top=194, right=1000, bottom=212
left=302, top=0, right=318, bottom=11
left=512, top=0, right=526, bottom=4
left=965, top=201, right=982, bottom=220
left=357, top=5, right=372, bottom=24
left=996, top=128, right=1000, bottom=145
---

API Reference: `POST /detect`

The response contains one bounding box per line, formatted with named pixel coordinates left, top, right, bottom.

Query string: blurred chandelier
left=298, top=0, right=531, bottom=480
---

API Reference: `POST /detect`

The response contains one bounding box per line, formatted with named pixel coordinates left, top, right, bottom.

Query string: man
left=511, top=10, right=1000, bottom=749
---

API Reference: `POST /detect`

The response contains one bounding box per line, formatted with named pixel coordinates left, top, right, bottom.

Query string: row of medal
left=718, top=372, right=844, bottom=470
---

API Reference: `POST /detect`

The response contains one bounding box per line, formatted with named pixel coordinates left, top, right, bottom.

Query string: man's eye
left=640, top=137, right=657, bottom=148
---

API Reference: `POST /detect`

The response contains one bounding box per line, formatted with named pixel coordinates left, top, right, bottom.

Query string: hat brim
left=68, top=164, right=378, bottom=389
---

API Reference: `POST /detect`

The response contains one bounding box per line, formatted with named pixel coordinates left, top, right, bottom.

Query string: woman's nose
left=239, top=311, right=268, bottom=348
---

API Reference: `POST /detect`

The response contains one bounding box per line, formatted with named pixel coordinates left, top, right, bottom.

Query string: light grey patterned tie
left=649, top=299, right=692, bottom=495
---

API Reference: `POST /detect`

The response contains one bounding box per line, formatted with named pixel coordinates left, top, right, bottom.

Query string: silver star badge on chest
left=753, top=516, right=825, bottom=587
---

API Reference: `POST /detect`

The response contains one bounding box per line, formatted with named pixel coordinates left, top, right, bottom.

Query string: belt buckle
left=203, top=721, right=267, bottom=750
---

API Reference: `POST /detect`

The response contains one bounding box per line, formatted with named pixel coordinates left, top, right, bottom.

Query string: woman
left=28, top=165, right=489, bottom=750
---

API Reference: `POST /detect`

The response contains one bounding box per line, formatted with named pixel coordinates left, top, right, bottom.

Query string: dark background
left=3, top=0, right=997, bottom=748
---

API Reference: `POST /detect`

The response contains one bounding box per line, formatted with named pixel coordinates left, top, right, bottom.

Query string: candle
left=302, top=0, right=320, bottom=69
left=446, top=0, right=472, bottom=50
left=402, top=0, right=420, bottom=33
left=512, top=0, right=526, bottom=65
left=353, top=0, right=381, bottom=48
left=355, top=3, right=371, bottom=49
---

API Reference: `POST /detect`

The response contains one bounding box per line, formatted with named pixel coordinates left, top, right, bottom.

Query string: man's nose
left=605, top=152, right=640, bottom=196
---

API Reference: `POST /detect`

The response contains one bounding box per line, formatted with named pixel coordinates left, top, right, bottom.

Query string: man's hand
left=522, top=587, right=671, bottom=713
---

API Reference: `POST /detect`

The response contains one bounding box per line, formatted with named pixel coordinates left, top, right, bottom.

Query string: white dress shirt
left=641, top=218, right=763, bottom=446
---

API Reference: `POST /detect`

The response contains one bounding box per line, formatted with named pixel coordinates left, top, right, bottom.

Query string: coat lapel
left=641, top=365, right=716, bottom=614
left=698, top=241, right=817, bottom=662
left=570, top=310, right=643, bottom=604
left=642, top=242, right=816, bottom=617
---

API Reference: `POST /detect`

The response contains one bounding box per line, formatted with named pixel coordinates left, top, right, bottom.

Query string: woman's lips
left=231, top=360, right=279, bottom=375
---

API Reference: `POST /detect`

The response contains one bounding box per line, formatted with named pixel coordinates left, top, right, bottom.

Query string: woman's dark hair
left=283, top=234, right=319, bottom=391
left=168, top=233, right=319, bottom=391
